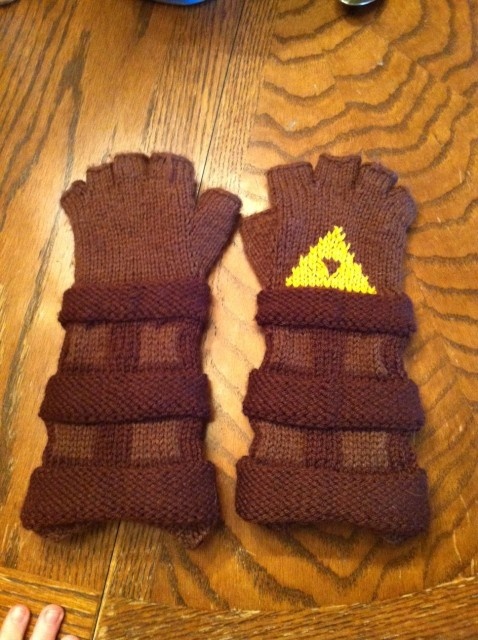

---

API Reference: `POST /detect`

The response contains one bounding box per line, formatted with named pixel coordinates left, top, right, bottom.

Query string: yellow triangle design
left=285, top=226, right=377, bottom=294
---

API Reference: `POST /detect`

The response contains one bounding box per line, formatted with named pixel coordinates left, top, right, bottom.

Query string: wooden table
left=1, top=0, right=477, bottom=637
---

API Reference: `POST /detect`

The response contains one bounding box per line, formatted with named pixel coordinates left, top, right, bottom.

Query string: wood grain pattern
left=98, top=576, right=478, bottom=639
left=0, top=566, right=98, bottom=640
left=1, top=0, right=477, bottom=636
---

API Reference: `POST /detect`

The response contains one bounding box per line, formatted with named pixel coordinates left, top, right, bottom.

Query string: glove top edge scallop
left=241, top=154, right=416, bottom=294
left=61, top=153, right=241, bottom=285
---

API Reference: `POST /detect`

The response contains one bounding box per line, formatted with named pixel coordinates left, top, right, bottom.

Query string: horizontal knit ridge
left=257, top=288, right=415, bottom=335
left=21, top=462, right=218, bottom=532
left=40, top=371, right=210, bottom=424
left=244, top=370, right=424, bottom=431
left=236, top=458, right=429, bottom=538
left=60, top=279, right=210, bottom=326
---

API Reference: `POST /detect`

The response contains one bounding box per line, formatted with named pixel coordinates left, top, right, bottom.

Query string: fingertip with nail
left=10, top=605, right=29, bottom=623
left=42, top=605, right=64, bottom=625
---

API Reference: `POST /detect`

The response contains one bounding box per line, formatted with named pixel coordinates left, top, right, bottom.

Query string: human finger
left=0, top=605, right=30, bottom=640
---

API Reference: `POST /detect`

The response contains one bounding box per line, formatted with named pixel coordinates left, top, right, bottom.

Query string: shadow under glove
left=21, top=153, right=240, bottom=547
left=236, top=154, right=429, bottom=540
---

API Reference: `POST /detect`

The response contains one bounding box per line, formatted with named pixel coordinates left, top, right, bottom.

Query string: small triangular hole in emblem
left=322, top=258, right=340, bottom=276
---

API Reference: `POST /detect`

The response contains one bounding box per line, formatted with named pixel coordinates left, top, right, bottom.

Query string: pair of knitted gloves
left=21, top=153, right=429, bottom=548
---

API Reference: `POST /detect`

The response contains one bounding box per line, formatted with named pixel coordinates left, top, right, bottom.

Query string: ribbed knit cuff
left=235, top=457, right=429, bottom=539
left=244, top=371, right=424, bottom=431
left=21, top=461, right=219, bottom=543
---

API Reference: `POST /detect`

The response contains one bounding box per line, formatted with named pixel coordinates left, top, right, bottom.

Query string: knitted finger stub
left=236, top=154, right=429, bottom=540
left=21, top=153, right=240, bottom=547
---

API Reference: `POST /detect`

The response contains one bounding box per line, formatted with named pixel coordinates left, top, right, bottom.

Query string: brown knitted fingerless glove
left=21, top=153, right=240, bottom=547
left=236, top=154, right=429, bottom=540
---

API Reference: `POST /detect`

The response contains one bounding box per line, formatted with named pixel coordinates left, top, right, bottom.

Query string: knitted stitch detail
left=40, top=371, right=210, bottom=424
left=244, top=370, right=424, bottom=431
left=285, top=226, right=377, bottom=294
left=257, top=288, right=415, bottom=335
left=236, top=458, right=429, bottom=539
left=60, top=280, right=210, bottom=326
left=22, top=462, right=218, bottom=534
left=21, top=153, right=241, bottom=547
left=236, top=153, right=429, bottom=539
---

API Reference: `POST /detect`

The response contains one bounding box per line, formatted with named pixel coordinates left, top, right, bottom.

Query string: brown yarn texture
left=21, top=153, right=240, bottom=547
left=236, top=154, right=430, bottom=540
